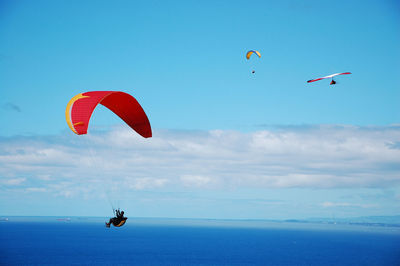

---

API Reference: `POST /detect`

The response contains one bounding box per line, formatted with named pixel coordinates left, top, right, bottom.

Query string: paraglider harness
left=106, top=209, right=127, bottom=227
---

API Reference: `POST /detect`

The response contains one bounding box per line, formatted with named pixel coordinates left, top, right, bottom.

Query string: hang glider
left=307, top=72, right=351, bottom=85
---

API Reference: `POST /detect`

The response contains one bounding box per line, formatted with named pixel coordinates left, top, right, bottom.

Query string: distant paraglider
left=246, top=50, right=261, bottom=60
left=246, top=50, right=261, bottom=74
left=65, top=91, right=152, bottom=138
left=307, top=72, right=351, bottom=85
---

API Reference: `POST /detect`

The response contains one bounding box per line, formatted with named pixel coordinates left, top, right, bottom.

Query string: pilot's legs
left=106, top=218, right=116, bottom=227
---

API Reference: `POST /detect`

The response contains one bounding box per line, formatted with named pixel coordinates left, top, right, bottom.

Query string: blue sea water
left=0, top=218, right=399, bottom=265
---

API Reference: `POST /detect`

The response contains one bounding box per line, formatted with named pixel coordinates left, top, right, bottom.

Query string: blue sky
left=0, top=0, right=399, bottom=219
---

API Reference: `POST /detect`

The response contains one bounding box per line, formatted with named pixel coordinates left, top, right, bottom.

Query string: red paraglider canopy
left=65, top=91, right=152, bottom=138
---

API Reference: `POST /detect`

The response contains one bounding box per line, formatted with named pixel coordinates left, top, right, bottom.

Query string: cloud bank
left=0, top=125, right=399, bottom=198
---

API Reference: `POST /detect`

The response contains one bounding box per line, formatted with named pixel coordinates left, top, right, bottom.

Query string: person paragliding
left=106, top=209, right=127, bottom=228
left=246, top=50, right=261, bottom=74
left=307, top=72, right=351, bottom=85
left=65, top=91, right=151, bottom=228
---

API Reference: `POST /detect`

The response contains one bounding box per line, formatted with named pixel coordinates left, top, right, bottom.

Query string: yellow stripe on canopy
left=65, top=93, right=90, bottom=134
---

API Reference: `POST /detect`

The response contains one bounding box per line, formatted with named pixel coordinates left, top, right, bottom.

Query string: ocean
left=0, top=217, right=399, bottom=265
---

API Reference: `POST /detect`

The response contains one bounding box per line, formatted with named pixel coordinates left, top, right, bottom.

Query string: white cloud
left=180, top=175, right=214, bottom=188
left=1, top=178, right=26, bottom=185
left=26, top=187, right=46, bottom=192
left=321, top=201, right=379, bottom=208
left=0, top=125, right=399, bottom=198
left=127, top=178, right=169, bottom=190
left=37, top=174, right=51, bottom=181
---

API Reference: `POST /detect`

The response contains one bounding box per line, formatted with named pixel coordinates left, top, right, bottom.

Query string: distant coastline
left=1, top=215, right=399, bottom=232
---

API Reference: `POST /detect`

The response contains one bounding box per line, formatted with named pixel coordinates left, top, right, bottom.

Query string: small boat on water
left=56, top=218, right=71, bottom=222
